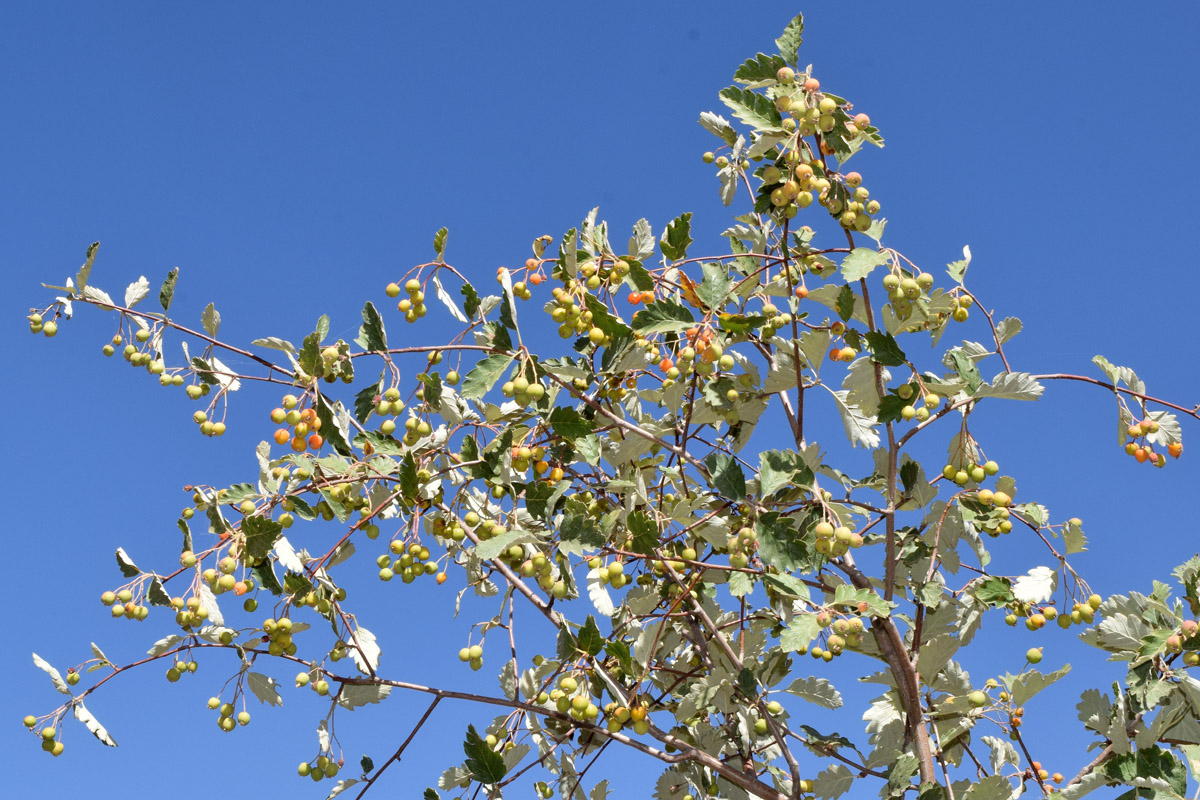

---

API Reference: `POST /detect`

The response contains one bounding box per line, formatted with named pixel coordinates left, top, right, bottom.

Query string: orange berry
left=829, top=347, right=842, bottom=362
left=525, top=258, right=538, bottom=269
left=301, top=408, right=317, bottom=424
left=794, top=285, right=808, bottom=299
left=804, top=78, right=820, bottom=91
left=528, top=273, right=543, bottom=286
left=233, top=581, right=248, bottom=596
left=658, top=358, right=674, bottom=373
left=307, top=434, right=324, bottom=450
left=291, top=437, right=307, bottom=453
left=273, top=429, right=290, bottom=445
left=436, top=572, right=447, bottom=585
left=1134, top=448, right=1148, bottom=463
left=1168, top=442, right=1183, bottom=458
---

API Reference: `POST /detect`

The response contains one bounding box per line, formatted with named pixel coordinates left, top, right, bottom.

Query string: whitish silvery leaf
left=947, top=244, right=972, bottom=283
left=349, top=626, right=380, bottom=674
left=963, top=775, right=1014, bottom=800
left=432, top=273, right=469, bottom=323
left=1064, top=518, right=1088, bottom=555
left=629, top=218, right=655, bottom=260
left=843, top=357, right=889, bottom=416
left=497, top=268, right=519, bottom=334
left=202, top=302, right=221, bottom=337
left=273, top=536, right=306, bottom=573
left=337, top=683, right=391, bottom=709
left=590, top=779, right=610, bottom=800
left=73, top=700, right=117, bottom=746
left=1077, top=688, right=1112, bottom=733
left=1012, top=566, right=1057, bottom=604
left=995, top=316, right=1022, bottom=344
left=317, top=720, right=330, bottom=751
left=194, top=626, right=236, bottom=643
left=699, top=111, right=737, bottom=143
left=115, top=546, right=140, bottom=577
left=250, top=336, right=297, bottom=355
left=827, top=388, right=881, bottom=449
left=748, top=132, right=788, bottom=158
left=207, top=355, right=242, bottom=392
left=82, top=284, right=114, bottom=305
left=1010, top=664, right=1070, bottom=706
left=813, top=763, right=854, bottom=799
left=124, top=276, right=150, bottom=307
left=90, top=642, right=111, bottom=666
left=840, top=248, right=889, bottom=282
left=974, top=372, right=1044, bottom=401
left=247, top=672, right=283, bottom=706
left=1145, top=410, right=1182, bottom=447
left=196, top=582, right=224, bottom=627
left=981, top=735, right=1019, bottom=775
left=718, top=164, right=737, bottom=206
left=1060, top=772, right=1105, bottom=800
left=147, top=634, right=183, bottom=657
left=325, top=778, right=359, bottom=798
left=784, top=676, right=842, bottom=709
left=587, top=569, right=615, bottom=617
left=32, top=653, right=70, bottom=695
left=502, top=742, right=529, bottom=772
left=328, top=540, right=356, bottom=568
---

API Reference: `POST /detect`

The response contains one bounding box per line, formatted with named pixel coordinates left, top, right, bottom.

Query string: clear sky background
left=5, top=2, right=1200, bottom=798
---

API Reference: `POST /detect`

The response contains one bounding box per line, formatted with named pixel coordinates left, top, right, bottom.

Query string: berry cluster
left=297, top=754, right=342, bottom=782
left=377, top=540, right=441, bottom=584
left=1122, top=417, right=1182, bottom=467
left=385, top=278, right=428, bottom=323
left=813, top=520, right=863, bottom=557
left=205, top=696, right=250, bottom=732
left=269, top=394, right=324, bottom=452
left=100, top=587, right=151, bottom=621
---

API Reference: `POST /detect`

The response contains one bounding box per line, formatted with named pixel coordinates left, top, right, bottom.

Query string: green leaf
left=775, top=13, right=804, bottom=65
left=461, top=282, right=480, bottom=319
left=785, top=676, right=842, bottom=709
left=1103, top=746, right=1188, bottom=796
left=705, top=452, right=746, bottom=500
left=242, top=516, right=283, bottom=561
left=780, top=613, right=820, bottom=652
left=631, top=299, right=695, bottom=334
left=461, top=354, right=514, bottom=399
left=719, top=87, right=782, bottom=132
left=316, top=314, right=330, bottom=343
left=628, top=510, right=659, bottom=555
left=729, top=571, right=754, bottom=598
left=659, top=213, right=694, bottom=261
left=756, top=513, right=809, bottom=573
left=462, top=724, right=507, bottom=784
left=697, top=261, right=733, bottom=309
left=946, top=245, right=972, bottom=284
left=433, top=227, right=448, bottom=261
left=835, top=284, right=855, bottom=322
left=864, top=331, right=907, bottom=366
left=840, top=248, right=889, bottom=282
left=355, top=301, right=388, bottom=351
left=547, top=406, right=592, bottom=442
left=315, top=393, right=354, bottom=457
left=1009, top=664, right=1071, bottom=706
left=734, top=52, right=787, bottom=84
left=831, top=584, right=891, bottom=618
left=424, top=789, right=439, bottom=800
left=361, top=755, right=375, bottom=776
left=353, top=373, right=384, bottom=424
left=560, top=513, right=605, bottom=556
left=576, top=615, right=605, bottom=657
left=299, top=331, right=322, bottom=377
left=948, top=350, right=982, bottom=394
left=758, top=450, right=809, bottom=498
left=158, top=267, right=179, bottom=312
left=973, top=577, right=1014, bottom=606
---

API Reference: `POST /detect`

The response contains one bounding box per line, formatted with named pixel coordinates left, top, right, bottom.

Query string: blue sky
left=5, top=3, right=1200, bottom=798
